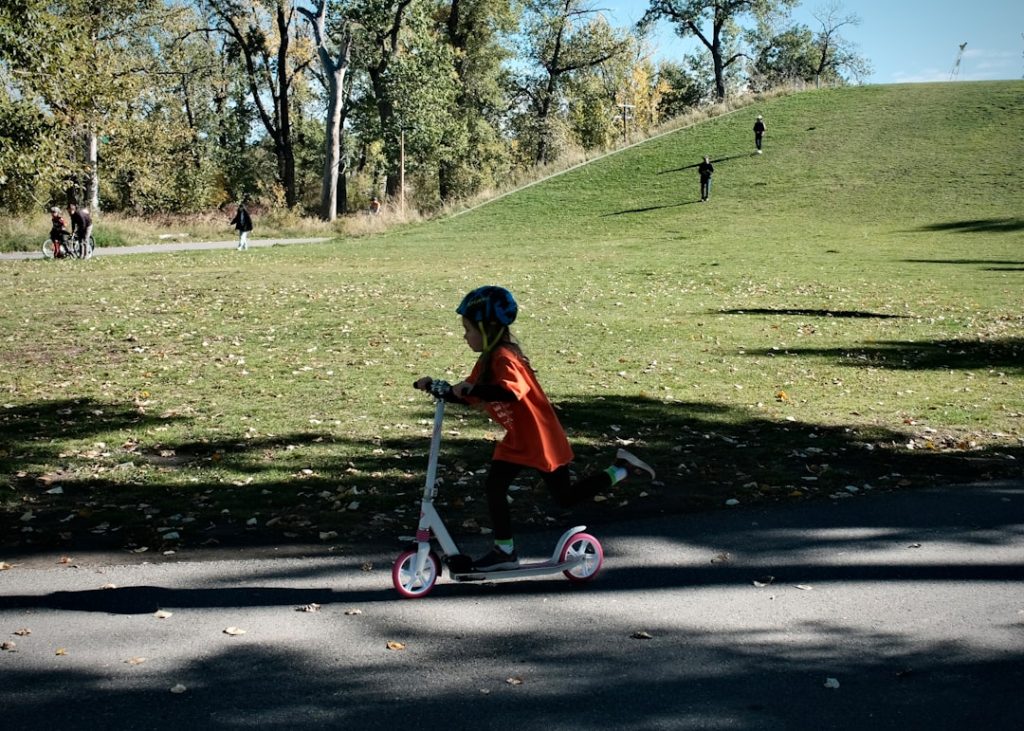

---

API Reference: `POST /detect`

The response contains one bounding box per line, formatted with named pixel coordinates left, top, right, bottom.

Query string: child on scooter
left=414, top=286, right=655, bottom=571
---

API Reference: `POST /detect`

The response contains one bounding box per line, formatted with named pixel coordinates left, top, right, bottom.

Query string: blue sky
left=599, top=1, right=1024, bottom=84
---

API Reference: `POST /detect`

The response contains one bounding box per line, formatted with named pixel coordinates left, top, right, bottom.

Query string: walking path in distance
left=0, top=237, right=332, bottom=261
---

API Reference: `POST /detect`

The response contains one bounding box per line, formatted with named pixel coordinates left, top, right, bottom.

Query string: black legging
left=485, top=460, right=613, bottom=540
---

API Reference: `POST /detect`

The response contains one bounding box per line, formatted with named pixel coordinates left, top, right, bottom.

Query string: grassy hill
left=1, top=82, right=1022, bottom=554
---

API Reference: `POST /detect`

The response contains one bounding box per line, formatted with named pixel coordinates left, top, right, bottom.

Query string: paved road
left=0, top=237, right=331, bottom=261
left=2, top=480, right=1022, bottom=730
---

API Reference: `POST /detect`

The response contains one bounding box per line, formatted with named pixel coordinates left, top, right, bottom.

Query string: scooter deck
left=449, top=557, right=581, bottom=582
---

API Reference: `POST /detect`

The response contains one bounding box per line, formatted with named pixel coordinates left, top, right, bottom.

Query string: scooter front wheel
left=560, top=532, right=604, bottom=583
left=392, top=548, right=441, bottom=598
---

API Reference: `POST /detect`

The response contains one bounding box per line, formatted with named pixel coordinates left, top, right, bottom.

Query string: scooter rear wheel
left=560, top=532, right=604, bottom=583
left=392, top=548, right=441, bottom=598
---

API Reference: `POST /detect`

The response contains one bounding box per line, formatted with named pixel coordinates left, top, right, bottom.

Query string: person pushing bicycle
left=68, top=203, right=93, bottom=258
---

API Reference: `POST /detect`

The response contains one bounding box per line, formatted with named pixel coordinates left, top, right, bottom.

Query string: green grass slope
left=1, top=82, right=1022, bottom=554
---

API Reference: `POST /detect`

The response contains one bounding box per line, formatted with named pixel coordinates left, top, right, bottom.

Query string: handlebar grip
left=429, top=380, right=452, bottom=398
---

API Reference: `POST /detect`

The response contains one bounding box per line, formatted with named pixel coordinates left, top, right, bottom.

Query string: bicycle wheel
left=83, top=236, right=95, bottom=259
left=71, top=238, right=84, bottom=259
left=42, top=239, right=56, bottom=259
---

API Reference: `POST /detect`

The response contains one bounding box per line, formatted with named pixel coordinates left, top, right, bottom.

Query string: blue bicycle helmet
left=456, top=286, right=518, bottom=326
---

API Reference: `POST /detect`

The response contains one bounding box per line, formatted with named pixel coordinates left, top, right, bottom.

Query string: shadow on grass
left=658, top=153, right=754, bottom=175
left=603, top=201, right=699, bottom=216
left=912, top=218, right=1024, bottom=234
left=741, top=336, right=1024, bottom=373
left=0, top=622, right=1020, bottom=729
left=2, top=393, right=1021, bottom=555
left=716, top=308, right=909, bottom=319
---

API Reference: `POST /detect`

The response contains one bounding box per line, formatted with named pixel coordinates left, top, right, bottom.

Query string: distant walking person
left=230, top=200, right=253, bottom=251
left=698, top=156, right=714, bottom=202
left=753, top=115, right=766, bottom=154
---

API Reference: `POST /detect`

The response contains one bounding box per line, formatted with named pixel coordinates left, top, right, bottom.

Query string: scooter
left=391, top=380, right=604, bottom=598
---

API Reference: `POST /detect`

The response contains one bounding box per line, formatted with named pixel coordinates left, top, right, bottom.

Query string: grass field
left=1, top=81, right=1022, bottom=558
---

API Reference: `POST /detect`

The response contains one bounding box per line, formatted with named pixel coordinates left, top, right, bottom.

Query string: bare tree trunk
left=86, top=130, right=99, bottom=211
left=300, top=2, right=352, bottom=221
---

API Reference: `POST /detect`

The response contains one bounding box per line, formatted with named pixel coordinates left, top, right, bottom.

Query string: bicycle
left=42, top=231, right=94, bottom=260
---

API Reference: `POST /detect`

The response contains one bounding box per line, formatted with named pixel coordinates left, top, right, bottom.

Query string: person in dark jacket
left=754, top=115, right=766, bottom=153
left=230, top=201, right=253, bottom=251
left=68, top=203, right=93, bottom=257
left=698, top=156, right=714, bottom=202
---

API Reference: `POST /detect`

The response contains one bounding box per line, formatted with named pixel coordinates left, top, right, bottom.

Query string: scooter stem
left=423, top=398, right=446, bottom=501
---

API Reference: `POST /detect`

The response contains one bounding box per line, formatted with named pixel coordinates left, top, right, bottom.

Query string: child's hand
left=452, top=381, right=474, bottom=399
left=413, top=376, right=433, bottom=391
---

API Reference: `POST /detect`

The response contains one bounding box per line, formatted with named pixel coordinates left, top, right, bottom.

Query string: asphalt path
left=2, top=480, right=1022, bottom=730
left=0, top=237, right=331, bottom=260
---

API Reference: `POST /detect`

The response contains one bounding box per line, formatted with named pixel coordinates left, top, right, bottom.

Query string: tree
left=641, top=0, right=796, bottom=100
left=514, top=0, right=629, bottom=164
left=352, top=0, right=413, bottom=199
left=205, top=0, right=316, bottom=208
left=809, top=1, right=871, bottom=86
left=746, top=1, right=870, bottom=90
left=299, top=0, right=354, bottom=221
left=657, top=58, right=713, bottom=114
left=436, top=0, right=515, bottom=201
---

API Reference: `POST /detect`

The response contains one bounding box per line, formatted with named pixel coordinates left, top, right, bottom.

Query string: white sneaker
left=615, top=448, right=655, bottom=480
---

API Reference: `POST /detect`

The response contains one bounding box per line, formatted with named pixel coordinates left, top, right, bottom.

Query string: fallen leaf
left=296, top=603, right=321, bottom=613
left=223, top=627, right=247, bottom=636
left=711, top=553, right=731, bottom=564
left=386, top=641, right=406, bottom=651
left=55, top=647, right=67, bottom=656
left=101, top=583, right=117, bottom=590
left=154, top=610, right=173, bottom=619
left=2, top=641, right=16, bottom=651
left=344, top=609, right=363, bottom=616
left=0, top=562, right=13, bottom=570
left=126, top=657, right=147, bottom=665
left=794, top=584, right=814, bottom=591
left=13, top=628, right=31, bottom=636
left=631, top=631, right=654, bottom=640
left=753, top=576, right=775, bottom=588
left=505, top=677, right=523, bottom=686
left=824, top=677, right=840, bottom=689
left=170, top=684, right=187, bottom=694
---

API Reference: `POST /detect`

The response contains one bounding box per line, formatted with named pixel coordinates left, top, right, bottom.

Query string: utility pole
left=399, top=127, right=405, bottom=217
left=615, top=102, right=634, bottom=142
left=949, top=42, right=967, bottom=81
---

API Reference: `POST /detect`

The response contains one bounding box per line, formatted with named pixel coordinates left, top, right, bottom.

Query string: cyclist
left=68, top=203, right=93, bottom=258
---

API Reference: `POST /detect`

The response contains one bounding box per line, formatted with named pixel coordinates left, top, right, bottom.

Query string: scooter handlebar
left=414, top=378, right=452, bottom=399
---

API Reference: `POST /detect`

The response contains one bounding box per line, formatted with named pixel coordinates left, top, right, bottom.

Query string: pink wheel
left=392, top=548, right=440, bottom=598
left=560, top=532, right=603, bottom=583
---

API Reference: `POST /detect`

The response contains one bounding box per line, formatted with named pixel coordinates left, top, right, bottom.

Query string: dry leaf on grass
left=296, top=603, right=321, bottom=613
left=631, top=631, right=654, bottom=640
left=386, top=641, right=406, bottom=651
left=126, top=657, right=147, bottom=665
left=505, top=677, right=523, bottom=686
left=223, top=627, right=246, bottom=636
left=154, top=610, right=173, bottom=619
left=55, top=647, right=67, bottom=655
